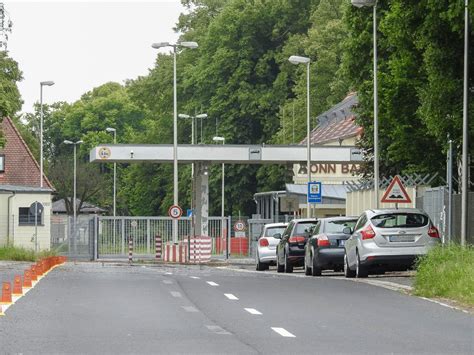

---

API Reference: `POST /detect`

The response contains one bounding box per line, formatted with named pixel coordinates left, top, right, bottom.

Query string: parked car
left=343, top=208, right=441, bottom=278
left=304, top=216, right=358, bottom=276
left=255, top=223, right=288, bottom=271
left=275, top=218, right=318, bottom=273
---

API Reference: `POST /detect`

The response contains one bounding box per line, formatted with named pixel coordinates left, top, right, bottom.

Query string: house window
left=0, top=154, right=4, bottom=172
left=19, top=207, right=42, bottom=226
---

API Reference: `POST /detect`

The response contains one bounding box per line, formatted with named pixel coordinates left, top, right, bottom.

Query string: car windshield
left=325, top=220, right=357, bottom=233
left=295, top=222, right=317, bottom=235
left=265, top=227, right=286, bottom=238
left=371, top=213, right=429, bottom=228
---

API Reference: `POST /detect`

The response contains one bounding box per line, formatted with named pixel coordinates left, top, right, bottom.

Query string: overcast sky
left=4, top=0, right=185, bottom=113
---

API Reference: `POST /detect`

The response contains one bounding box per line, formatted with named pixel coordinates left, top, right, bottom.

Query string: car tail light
left=428, top=226, right=440, bottom=238
left=361, top=225, right=376, bottom=240
left=289, top=236, right=306, bottom=244
left=259, top=238, right=269, bottom=247
left=317, top=235, right=330, bottom=247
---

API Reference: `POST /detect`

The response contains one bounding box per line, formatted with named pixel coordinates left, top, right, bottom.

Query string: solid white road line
left=244, top=308, right=262, bottom=315
left=163, top=280, right=173, bottom=284
left=271, top=327, right=296, bottom=338
left=189, top=276, right=200, bottom=279
left=224, top=293, right=239, bottom=300
left=165, top=272, right=173, bottom=275
left=206, top=281, right=219, bottom=286
left=170, top=291, right=182, bottom=298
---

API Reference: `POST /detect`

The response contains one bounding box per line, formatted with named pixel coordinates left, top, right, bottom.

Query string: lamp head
left=63, top=140, right=73, bottom=145
left=178, top=114, right=190, bottom=119
left=213, top=136, right=225, bottom=142
left=40, top=81, right=55, bottom=86
left=76, top=140, right=84, bottom=144
left=288, top=55, right=310, bottom=65
left=351, top=0, right=377, bottom=8
left=151, top=42, right=170, bottom=49
left=105, top=127, right=116, bottom=133
left=179, top=41, right=198, bottom=49
left=196, top=113, right=208, bottom=119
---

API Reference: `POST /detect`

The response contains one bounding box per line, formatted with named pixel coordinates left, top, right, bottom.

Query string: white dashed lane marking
left=271, top=327, right=296, bottom=338
left=163, top=280, right=173, bottom=284
left=244, top=308, right=262, bottom=315
left=206, top=325, right=231, bottom=335
left=182, top=306, right=199, bottom=313
left=224, top=293, right=239, bottom=300
left=170, top=291, right=182, bottom=298
left=206, top=281, right=219, bottom=286
left=189, top=276, right=200, bottom=279
left=165, top=272, right=173, bottom=275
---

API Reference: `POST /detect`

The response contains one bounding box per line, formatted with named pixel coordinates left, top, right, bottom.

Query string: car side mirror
left=343, top=227, right=352, bottom=235
left=273, top=233, right=282, bottom=239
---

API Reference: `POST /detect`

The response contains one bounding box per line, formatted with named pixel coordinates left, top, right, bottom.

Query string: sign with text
left=307, top=181, right=322, bottom=204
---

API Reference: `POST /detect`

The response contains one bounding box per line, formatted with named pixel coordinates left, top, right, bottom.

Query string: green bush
left=414, top=244, right=474, bottom=306
left=0, top=246, right=57, bottom=262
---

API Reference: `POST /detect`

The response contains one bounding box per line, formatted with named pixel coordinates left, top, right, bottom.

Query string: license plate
left=389, top=235, right=415, bottom=242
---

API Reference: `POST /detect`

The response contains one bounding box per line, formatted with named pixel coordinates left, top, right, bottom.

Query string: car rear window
left=295, top=222, right=317, bottom=235
left=265, top=227, right=286, bottom=238
left=325, top=220, right=357, bottom=233
left=371, top=213, right=429, bottom=228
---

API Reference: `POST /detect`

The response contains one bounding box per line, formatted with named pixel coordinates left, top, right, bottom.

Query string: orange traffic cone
left=23, top=270, right=32, bottom=289
left=12, top=276, right=23, bottom=296
left=1, top=282, right=12, bottom=305
left=30, top=265, right=38, bottom=282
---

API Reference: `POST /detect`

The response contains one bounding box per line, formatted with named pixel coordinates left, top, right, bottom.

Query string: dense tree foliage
left=16, top=0, right=473, bottom=216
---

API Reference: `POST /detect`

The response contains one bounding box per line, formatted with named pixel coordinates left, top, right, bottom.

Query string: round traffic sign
left=168, top=205, right=183, bottom=219
left=233, top=220, right=246, bottom=232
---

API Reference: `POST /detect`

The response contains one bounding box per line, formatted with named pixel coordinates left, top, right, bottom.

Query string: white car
left=256, top=222, right=288, bottom=271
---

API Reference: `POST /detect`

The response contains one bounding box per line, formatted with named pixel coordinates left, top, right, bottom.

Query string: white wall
left=0, top=192, right=53, bottom=250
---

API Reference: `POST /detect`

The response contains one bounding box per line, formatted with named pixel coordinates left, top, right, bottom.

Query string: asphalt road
left=0, top=262, right=472, bottom=354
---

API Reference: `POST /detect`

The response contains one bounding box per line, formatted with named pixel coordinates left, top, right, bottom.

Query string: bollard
left=1, top=282, right=12, bottom=305
left=23, top=270, right=32, bottom=289
left=155, top=235, right=162, bottom=260
left=128, top=236, right=133, bottom=263
left=12, top=276, right=23, bottom=296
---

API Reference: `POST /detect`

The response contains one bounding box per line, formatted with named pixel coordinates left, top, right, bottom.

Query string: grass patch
left=0, top=246, right=56, bottom=262
left=414, top=244, right=474, bottom=306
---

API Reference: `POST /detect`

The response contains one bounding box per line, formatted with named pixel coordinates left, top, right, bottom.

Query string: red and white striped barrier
left=128, top=236, right=133, bottom=263
left=164, top=242, right=187, bottom=263
left=155, top=235, right=162, bottom=260
left=189, top=236, right=212, bottom=264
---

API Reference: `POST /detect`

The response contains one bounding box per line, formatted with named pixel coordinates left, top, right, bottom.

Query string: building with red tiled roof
left=0, top=117, right=54, bottom=251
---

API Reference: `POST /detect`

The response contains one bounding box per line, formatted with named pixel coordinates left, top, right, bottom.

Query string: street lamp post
left=461, top=0, right=469, bottom=246
left=213, top=136, right=226, bottom=258
left=64, top=139, right=83, bottom=255
left=152, top=41, right=198, bottom=244
left=288, top=55, right=311, bottom=218
left=39, top=81, right=55, bottom=187
left=351, top=0, right=379, bottom=208
left=105, top=127, right=117, bottom=218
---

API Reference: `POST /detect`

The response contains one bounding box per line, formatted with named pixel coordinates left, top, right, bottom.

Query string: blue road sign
left=187, top=209, right=193, bottom=217
left=307, top=182, right=322, bottom=204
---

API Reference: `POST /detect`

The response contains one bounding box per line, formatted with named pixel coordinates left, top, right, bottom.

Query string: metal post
left=306, top=61, right=311, bottom=218
left=73, top=143, right=77, bottom=255
left=172, top=45, right=178, bottom=244
left=34, top=201, right=38, bottom=253
left=39, top=85, right=44, bottom=187
left=461, top=0, right=469, bottom=246
left=222, top=161, right=225, bottom=259
left=373, top=3, right=380, bottom=209
left=447, top=138, right=453, bottom=243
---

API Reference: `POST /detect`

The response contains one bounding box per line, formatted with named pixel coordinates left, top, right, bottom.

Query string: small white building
left=0, top=117, right=54, bottom=251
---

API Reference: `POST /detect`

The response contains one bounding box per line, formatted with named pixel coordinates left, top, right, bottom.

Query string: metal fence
left=51, top=214, right=96, bottom=260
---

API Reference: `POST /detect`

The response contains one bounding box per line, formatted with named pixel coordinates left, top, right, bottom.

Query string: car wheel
left=356, top=251, right=368, bottom=278
left=284, top=253, right=293, bottom=273
left=311, top=255, right=322, bottom=276
left=304, top=254, right=311, bottom=276
left=344, top=253, right=356, bottom=278
left=256, top=253, right=264, bottom=271
left=276, top=253, right=284, bottom=273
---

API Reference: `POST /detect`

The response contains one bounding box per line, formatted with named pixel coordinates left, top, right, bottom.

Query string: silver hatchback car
left=256, top=222, right=287, bottom=271
left=344, top=208, right=440, bottom=278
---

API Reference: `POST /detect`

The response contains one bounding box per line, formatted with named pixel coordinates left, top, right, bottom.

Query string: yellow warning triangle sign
left=381, top=175, right=412, bottom=204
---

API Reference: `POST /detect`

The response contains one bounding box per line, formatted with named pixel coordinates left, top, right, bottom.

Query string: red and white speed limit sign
left=168, top=205, right=183, bottom=219
left=233, top=220, right=246, bottom=232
